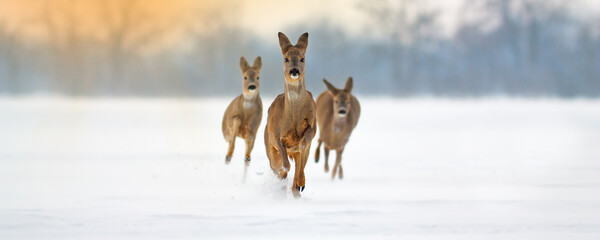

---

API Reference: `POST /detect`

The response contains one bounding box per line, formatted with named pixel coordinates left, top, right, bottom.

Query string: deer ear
left=252, top=56, right=262, bottom=70
left=344, top=77, right=353, bottom=93
left=296, top=32, right=309, bottom=51
left=239, top=56, right=250, bottom=72
left=323, top=78, right=338, bottom=95
left=278, top=32, right=292, bottom=54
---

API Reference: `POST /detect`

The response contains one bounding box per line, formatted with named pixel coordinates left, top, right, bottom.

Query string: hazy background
left=0, top=0, right=598, bottom=97
left=2, top=1, right=600, bottom=238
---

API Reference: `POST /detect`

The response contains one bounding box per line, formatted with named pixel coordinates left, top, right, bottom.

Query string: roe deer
left=314, top=77, right=360, bottom=180
left=222, top=56, right=263, bottom=166
left=264, top=32, right=316, bottom=197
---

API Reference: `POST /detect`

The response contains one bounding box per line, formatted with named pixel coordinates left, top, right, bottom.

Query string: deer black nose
left=248, top=85, right=256, bottom=91
left=289, top=68, right=299, bottom=76
left=338, top=110, right=347, bottom=115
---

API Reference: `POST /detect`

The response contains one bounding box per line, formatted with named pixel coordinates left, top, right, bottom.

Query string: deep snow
left=1, top=97, right=599, bottom=239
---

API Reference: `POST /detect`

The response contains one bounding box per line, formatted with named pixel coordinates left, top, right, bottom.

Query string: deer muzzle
left=289, top=68, right=300, bottom=79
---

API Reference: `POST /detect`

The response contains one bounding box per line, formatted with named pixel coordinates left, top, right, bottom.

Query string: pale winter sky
left=240, top=0, right=465, bottom=42
left=0, top=0, right=597, bottom=49
left=238, top=0, right=599, bottom=44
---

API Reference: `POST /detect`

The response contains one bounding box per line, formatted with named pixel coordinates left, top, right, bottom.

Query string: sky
left=238, top=0, right=599, bottom=43
left=0, top=0, right=598, bottom=48
left=239, top=0, right=464, bottom=43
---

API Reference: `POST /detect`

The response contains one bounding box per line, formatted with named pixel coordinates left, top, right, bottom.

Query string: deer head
left=278, top=32, right=308, bottom=86
left=239, top=56, right=262, bottom=97
left=323, top=77, right=353, bottom=117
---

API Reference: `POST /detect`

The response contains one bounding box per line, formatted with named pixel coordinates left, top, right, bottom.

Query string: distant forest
left=1, top=0, right=598, bottom=97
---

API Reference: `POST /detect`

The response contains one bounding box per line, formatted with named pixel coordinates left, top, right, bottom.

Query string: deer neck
left=243, top=93, right=259, bottom=109
left=332, top=115, right=347, bottom=134
left=243, top=92, right=258, bottom=101
left=284, top=78, right=306, bottom=106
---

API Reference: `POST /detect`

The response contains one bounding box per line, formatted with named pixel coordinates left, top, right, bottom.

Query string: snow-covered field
left=1, top=97, right=599, bottom=239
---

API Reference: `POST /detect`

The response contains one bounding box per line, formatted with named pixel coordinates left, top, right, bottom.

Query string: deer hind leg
left=268, top=146, right=288, bottom=179
left=314, top=138, right=322, bottom=163
left=323, top=146, right=330, bottom=172
left=282, top=155, right=291, bottom=173
left=225, top=117, right=241, bottom=164
left=331, top=148, right=344, bottom=180
left=278, top=143, right=291, bottom=172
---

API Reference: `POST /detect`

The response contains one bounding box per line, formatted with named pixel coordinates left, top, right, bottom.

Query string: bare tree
left=358, top=0, right=440, bottom=95
left=100, top=0, right=168, bottom=94
left=0, top=21, right=23, bottom=93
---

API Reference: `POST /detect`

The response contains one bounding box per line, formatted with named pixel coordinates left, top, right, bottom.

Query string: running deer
left=314, top=77, right=361, bottom=180
left=264, top=32, right=316, bottom=197
left=222, top=56, right=263, bottom=166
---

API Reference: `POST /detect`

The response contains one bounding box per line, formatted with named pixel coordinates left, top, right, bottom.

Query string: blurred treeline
left=0, top=0, right=598, bottom=97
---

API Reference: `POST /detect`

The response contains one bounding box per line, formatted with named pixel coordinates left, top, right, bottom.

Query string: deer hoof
left=244, top=156, right=251, bottom=162
left=225, top=156, right=232, bottom=164
left=296, top=185, right=305, bottom=192
left=315, top=157, right=319, bottom=163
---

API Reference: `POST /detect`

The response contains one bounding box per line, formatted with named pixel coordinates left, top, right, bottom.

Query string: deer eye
left=285, top=58, right=289, bottom=63
left=257, top=76, right=260, bottom=80
left=244, top=76, right=247, bottom=80
left=300, top=58, right=304, bottom=63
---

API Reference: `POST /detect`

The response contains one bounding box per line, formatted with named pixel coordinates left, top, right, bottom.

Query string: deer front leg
left=244, top=134, right=255, bottom=163
left=226, top=138, right=235, bottom=164
left=299, top=145, right=310, bottom=188
left=324, top=146, right=330, bottom=172
left=314, top=138, right=322, bottom=163
left=291, top=152, right=303, bottom=198
left=295, top=136, right=313, bottom=194
left=225, top=117, right=241, bottom=164
left=331, top=148, right=344, bottom=180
